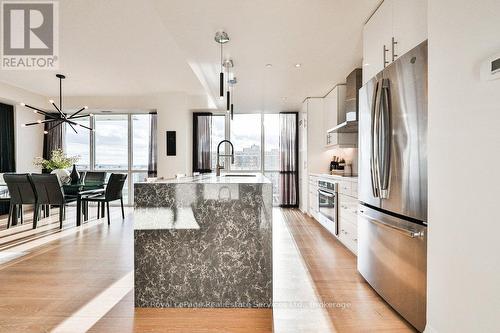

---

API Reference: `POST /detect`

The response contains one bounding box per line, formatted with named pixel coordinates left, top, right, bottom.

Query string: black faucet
left=216, top=140, right=235, bottom=176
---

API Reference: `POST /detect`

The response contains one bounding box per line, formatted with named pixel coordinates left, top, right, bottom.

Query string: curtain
left=0, top=103, right=15, bottom=214
left=148, top=112, right=158, bottom=177
left=43, top=115, right=63, bottom=160
left=192, top=113, right=212, bottom=173
left=279, top=112, right=299, bottom=207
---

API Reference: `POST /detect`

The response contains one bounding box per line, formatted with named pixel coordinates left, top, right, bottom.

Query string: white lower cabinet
left=308, top=175, right=359, bottom=256
left=308, top=176, right=319, bottom=220
left=338, top=193, right=359, bottom=255
left=338, top=181, right=358, bottom=254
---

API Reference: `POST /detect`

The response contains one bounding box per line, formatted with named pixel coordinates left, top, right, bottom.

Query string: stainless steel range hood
left=327, top=111, right=358, bottom=133
left=327, top=68, right=362, bottom=133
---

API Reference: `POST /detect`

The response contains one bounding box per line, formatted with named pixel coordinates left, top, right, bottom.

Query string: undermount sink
left=223, top=174, right=257, bottom=177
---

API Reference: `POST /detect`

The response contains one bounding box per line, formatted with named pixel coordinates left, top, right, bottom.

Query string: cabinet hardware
left=391, top=37, right=398, bottom=61
left=383, top=45, right=389, bottom=67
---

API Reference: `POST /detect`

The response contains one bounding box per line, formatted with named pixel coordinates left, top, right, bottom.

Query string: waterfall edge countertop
left=133, top=173, right=273, bottom=308
left=133, top=174, right=271, bottom=230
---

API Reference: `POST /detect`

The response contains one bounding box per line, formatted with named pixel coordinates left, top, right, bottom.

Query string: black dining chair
left=31, top=174, right=68, bottom=229
left=81, top=173, right=127, bottom=225
left=3, top=174, right=37, bottom=229
left=81, top=171, right=107, bottom=219
left=83, top=171, right=107, bottom=187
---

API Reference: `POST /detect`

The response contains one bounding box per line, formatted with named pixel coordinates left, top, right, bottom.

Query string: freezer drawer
left=357, top=205, right=427, bottom=332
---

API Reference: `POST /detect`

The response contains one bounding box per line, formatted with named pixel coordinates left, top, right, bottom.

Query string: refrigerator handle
left=379, top=79, right=392, bottom=199
left=359, top=211, right=425, bottom=238
left=370, top=80, right=381, bottom=198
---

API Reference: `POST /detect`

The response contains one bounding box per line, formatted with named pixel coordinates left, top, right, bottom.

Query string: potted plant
left=33, top=149, right=80, bottom=184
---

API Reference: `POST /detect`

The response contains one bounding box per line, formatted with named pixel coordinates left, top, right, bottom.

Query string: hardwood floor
left=0, top=207, right=414, bottom=332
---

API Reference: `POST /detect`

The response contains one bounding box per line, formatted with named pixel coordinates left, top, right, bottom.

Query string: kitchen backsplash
left=323, top=147, right=358, bottom=176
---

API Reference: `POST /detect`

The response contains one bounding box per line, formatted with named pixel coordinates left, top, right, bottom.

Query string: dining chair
left=3, top=173, right=37, bottom=229
left=82, top=171, right=107, bottom=218
left=81, top=173, right=127, bottom=225
left=30, top=174, right=68, bottom=229
left=83, top=171, right=107, bottom=187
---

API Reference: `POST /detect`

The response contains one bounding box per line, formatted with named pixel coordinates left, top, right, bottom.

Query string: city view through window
left=65, top=112, right=284, bottom=205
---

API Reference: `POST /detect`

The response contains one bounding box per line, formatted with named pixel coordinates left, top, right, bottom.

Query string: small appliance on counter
left=329, top=156, right=351, bottom=176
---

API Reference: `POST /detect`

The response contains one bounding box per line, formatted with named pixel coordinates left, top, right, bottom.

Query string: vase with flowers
left=33, top=149, right=80, bottom=184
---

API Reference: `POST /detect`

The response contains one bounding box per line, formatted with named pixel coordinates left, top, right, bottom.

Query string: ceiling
left=0, top=0, right=205, bottom=97
left=0, top=0, right=380, bottom=112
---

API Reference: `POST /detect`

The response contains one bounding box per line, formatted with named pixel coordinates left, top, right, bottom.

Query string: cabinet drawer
left=339, top=194, right=358, bottom=221
left=338, top=181, right=352, bottom=195
left=339, top=220, right=358, bottom=254
left=351, top=182, right=358, bottom=198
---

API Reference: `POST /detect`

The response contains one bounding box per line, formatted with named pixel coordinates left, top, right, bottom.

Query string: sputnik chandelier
left=20, top=74, right=93, bottom=134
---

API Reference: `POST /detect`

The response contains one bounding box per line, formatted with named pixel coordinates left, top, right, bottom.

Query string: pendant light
left=229, top=77, right=237, bottom=120
left=20, top=74, right=92, bottom=134
left=223, top=59, right=234, bottom=112
left=215, top=31, right=229, bottom=99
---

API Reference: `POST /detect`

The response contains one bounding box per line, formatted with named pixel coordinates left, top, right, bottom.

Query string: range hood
left=327, top=111, right=358, bottom=133
left=327, top=68, right=362, bottom=134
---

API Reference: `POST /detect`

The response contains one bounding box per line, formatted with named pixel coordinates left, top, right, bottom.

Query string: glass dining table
left=63, top=182, right=107, bottom=226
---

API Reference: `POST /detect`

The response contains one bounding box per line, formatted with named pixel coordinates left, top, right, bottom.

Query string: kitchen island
left=133, top=174, right=273, bottom=308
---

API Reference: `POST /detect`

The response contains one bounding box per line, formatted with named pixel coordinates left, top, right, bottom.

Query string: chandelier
left=20, top=74, right=92, bottom=134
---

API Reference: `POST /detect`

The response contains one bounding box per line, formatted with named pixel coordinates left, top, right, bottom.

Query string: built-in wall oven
left=318, top=180, right=338, bottom=235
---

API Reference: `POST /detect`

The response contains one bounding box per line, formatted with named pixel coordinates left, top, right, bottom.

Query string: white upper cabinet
left=323, top=85, right=355, bottom=147
left=392, top=0, right=427, bottom=58
left=323, top=86, right=343, bottom=135
left=363, top=0, right=393, bottom=85
left=363, top=0, right=427, bottom=85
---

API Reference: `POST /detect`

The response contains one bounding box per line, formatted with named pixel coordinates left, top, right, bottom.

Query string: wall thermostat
left=480, top=52, right=500, bottom=81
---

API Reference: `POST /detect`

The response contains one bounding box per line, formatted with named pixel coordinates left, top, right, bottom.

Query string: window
left=263, top=114, right=280, bottom=205
left=230, top=114, right=262, bottom=171
left=94, top=115, right=128, bottom=170
left=211, top=115, right=226, bottom=170
left=202, top=112, right=286, bottom=205
left=132, top=115, right=150, bottom=170
left=64, top=113, right=153, bottom=206
left=65, top=118, right=90, bottom=169
left=264, top=114, right=280, bottom=171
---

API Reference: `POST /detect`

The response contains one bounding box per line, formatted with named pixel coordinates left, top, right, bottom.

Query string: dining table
left=63, top=182, right=107, bottom=226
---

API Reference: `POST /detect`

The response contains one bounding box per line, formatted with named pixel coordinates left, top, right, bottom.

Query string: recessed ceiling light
left=295, top=63, right=301, bottom=68
left=282, top=97, right=288, bottom=101
left=265, top=64, right=273, bottom=68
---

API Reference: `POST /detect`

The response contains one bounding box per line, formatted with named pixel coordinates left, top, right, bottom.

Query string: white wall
left=427, top=1, right=500, bottom=332
left=0, top=82, right=45, bottom=172
left=64, top=93, right=203, bottom=178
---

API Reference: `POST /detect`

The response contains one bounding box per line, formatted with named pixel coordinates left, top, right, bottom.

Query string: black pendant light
left=228, top=77, right=237, bottom=120
left=215, top=31, right=229, bottom=99
left=223, top=59, right=234, bottom=112
left=20, top=74, right=92, bottom=134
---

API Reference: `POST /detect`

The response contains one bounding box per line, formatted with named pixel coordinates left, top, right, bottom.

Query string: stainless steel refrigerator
left=358, top=40, right=427, bottom=332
